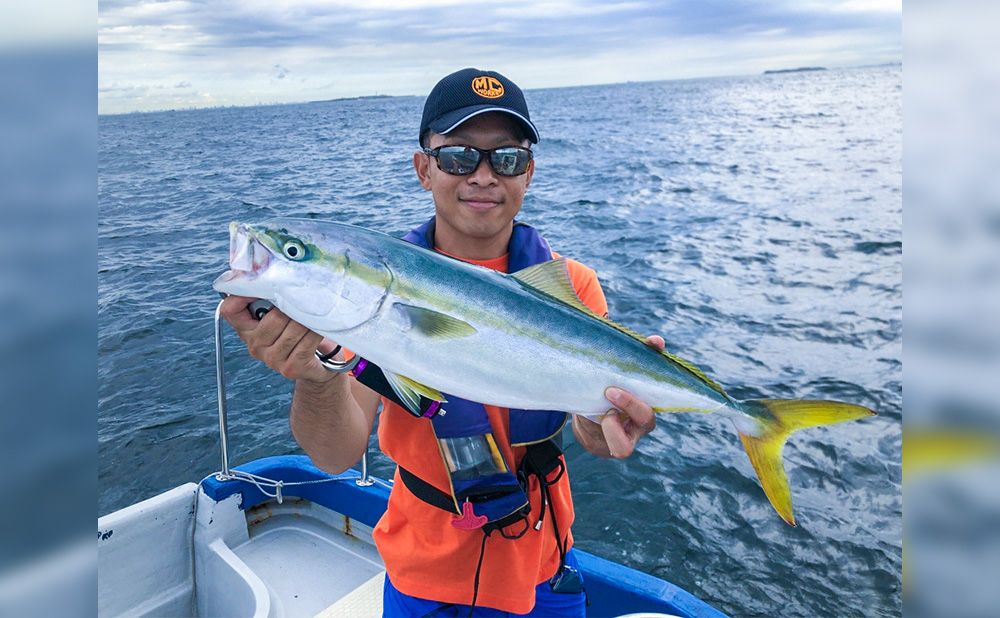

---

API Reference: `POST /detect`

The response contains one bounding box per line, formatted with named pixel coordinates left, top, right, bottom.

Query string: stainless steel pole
left=356, top=450, right=374, bottom=487
left=214, top=300, right=231, bottom=479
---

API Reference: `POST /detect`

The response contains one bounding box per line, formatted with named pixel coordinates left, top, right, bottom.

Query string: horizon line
left=99, top=60, right=902, bottom=118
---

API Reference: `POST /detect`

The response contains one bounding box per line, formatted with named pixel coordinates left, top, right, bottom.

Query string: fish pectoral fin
left=383, top=371, right=447, bottom=415
left=395, top=304, right=477, bottom=339
left=738, top=399, right=876, bottom=527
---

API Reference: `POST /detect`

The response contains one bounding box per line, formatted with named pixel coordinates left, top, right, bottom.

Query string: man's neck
left=433, top=221, right=513, bottom=261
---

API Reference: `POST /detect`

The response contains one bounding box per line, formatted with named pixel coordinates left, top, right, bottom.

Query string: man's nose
left=467, top=156, right=497, bottom=185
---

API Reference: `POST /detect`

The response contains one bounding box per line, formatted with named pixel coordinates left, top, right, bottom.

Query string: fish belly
left=330, top=316, right=725, bottom=416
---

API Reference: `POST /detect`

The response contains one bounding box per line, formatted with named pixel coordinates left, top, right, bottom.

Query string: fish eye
left=282, top=239, right=306, bottom=261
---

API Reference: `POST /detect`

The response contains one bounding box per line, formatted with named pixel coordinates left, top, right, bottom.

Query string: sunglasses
left=423, top=145, right=533, bottom=177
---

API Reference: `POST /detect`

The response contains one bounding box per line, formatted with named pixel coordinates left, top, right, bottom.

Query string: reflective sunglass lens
left=438, top=147, right=481, bottom=175
left=490, top=148, right=529, bottom=176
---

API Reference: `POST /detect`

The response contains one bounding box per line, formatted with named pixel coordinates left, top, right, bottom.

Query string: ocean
left=99, top=65, right=901, bottom=617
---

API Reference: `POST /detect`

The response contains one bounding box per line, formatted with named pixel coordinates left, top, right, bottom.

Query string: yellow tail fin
left=738, top=399, right=875, bottom=526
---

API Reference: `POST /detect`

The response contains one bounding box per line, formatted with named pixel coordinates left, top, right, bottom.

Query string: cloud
left=98, top=0, right=900, bottom=114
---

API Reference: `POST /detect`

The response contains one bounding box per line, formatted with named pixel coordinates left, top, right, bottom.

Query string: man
left=220, top=68, right=662, bottom=616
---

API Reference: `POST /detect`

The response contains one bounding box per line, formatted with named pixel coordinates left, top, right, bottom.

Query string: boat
left=97, top=302, right=728, bottom=617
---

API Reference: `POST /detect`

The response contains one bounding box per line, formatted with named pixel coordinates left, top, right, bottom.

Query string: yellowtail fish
left=214, top=218, right=875, bottom=525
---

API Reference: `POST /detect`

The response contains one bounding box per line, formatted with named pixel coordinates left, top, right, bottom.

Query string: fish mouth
left=213, top=222, right=273, bottom=288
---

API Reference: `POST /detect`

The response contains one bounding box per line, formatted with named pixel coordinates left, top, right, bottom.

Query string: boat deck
left=235, top=499, right=385, bottom=617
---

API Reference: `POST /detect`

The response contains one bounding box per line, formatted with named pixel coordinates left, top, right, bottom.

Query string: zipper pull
left=535, top=494, right=547, bottom=530
left=452, top=499, right=487, bottom=530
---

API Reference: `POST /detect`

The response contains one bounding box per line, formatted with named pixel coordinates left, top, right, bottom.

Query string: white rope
left=199, top=469, right=393, bottom=504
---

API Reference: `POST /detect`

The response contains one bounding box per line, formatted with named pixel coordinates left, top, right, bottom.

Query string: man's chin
left=436, top=204, right=520, bottom=238
left=453, top=219, right=511, bottom=242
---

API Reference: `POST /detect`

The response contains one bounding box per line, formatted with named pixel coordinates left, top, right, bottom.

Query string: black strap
left=399, top=466, right=460, bottom=514
left=468, top=530, right=490, bottom=617
left=520, top=439, right=565, bottom=479
left=399, top=467, right=534, bottom=534
left=538, top=458, right=569, bottom=568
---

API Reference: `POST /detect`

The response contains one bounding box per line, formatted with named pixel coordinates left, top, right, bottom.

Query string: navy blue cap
left=419, top=68, right=539, bottom=145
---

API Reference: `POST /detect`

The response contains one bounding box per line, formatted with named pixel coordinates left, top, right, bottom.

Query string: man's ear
left=413, top=150, right=432, bottom=190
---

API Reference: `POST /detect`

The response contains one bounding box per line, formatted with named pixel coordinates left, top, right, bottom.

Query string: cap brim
left=428, top=104, right=539, bottom=143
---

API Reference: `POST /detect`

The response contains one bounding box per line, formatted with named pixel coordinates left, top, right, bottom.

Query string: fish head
left=213, top=219, right=391, bottom=333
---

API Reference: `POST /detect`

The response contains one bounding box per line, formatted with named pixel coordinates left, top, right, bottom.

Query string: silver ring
left=315, top=351, right=360, bottom=374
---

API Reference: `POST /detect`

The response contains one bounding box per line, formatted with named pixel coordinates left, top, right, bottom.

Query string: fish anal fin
left=383, top=371, right=446, bottom=415
left=651, top=406, right=715, bottom=413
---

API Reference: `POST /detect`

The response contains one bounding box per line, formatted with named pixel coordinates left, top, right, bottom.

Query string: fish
left=214, top=218, right=875, bottom=526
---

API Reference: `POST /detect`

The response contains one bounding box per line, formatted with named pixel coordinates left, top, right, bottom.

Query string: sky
left=98, top=0, right=901, bottom=115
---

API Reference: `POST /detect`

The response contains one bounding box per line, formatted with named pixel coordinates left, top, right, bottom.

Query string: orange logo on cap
left=471, top=76, right=504, bottom=99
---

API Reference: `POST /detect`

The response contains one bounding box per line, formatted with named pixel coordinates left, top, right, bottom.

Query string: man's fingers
left=219, top=295, right=330, bottom=382
left=600, top=411, right=634, bottom=459
left=290, top=330, right=325, bottom=363
left=264, top=319, right=311, bottom=365
left=645, top=335, right=665, bottom=351
left=285, top=330, right=328, bottom=381
left=317, top=338, right=340, bottom=357
left=251, top=308, right=292, bottom=349
left=605, top=387, right=656, bottom=435
left=219, top=295, right=259, bottom=331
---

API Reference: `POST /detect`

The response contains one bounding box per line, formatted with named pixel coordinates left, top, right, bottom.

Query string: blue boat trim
left=200, top=455, right=391, bottom=527
left=200, top=455, right=727, bottom=618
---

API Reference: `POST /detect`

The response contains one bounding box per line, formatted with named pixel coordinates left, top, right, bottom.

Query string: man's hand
left=572, top=335, right=663, bottom=459
left=219, top=295, right=338, bottom=384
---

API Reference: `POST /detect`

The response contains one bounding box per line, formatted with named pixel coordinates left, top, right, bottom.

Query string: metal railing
left=214, top=299, right=373, bottom=486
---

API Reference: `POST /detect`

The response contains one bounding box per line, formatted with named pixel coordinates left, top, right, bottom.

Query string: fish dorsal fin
left=383, top=371, right=447, bottom=415
left=510, top=258, right=593, bottom=314
left=511, top=259, right=643, bottom=342
left=395, top=303, right=477, bottom=339
left=511, top=258, right=727, bottom=397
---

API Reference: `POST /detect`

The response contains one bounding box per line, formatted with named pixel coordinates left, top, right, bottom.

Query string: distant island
left=763, top=67, right=827, bottom=75
left=313, top=94, right=393, bottom=103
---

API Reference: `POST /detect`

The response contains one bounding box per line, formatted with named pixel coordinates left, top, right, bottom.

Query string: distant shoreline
left=101, top=63, right=903, bottom=116
left=763, top=66, right=827, bottom=74
left=312, top=94, right=393, bottom=103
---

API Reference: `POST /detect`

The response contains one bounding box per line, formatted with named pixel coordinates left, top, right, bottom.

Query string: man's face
left=414, top=112, right=534, bottom=248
